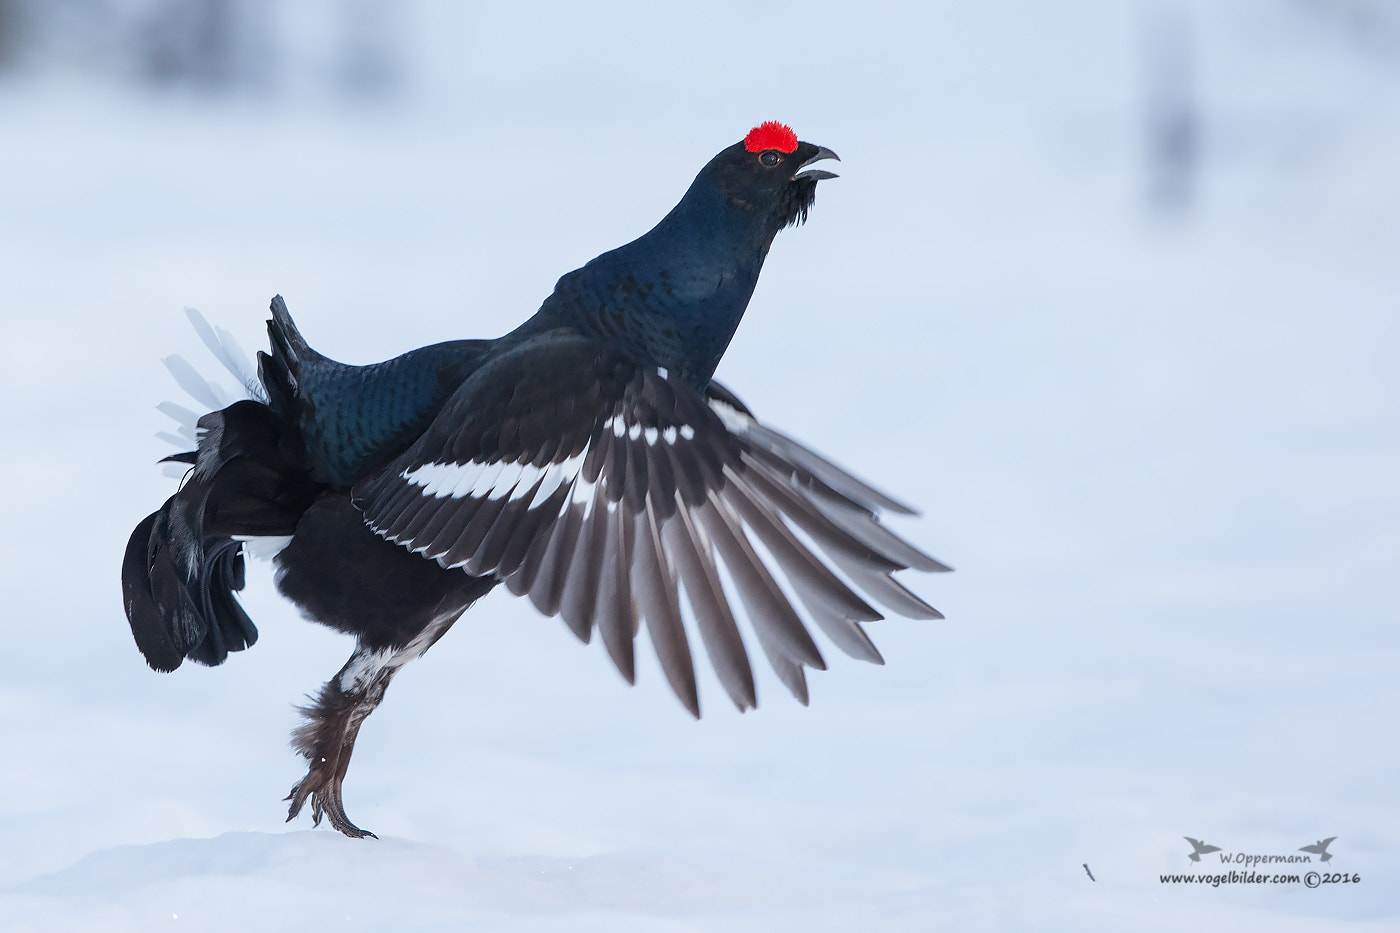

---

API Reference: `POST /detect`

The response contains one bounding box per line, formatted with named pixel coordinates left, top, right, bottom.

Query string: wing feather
left=721, top=467, right=882, bottom=622
left=559, top=480, right=609, bottom=648
left=591, top=496, right=636, bottom=684
left=414, top=493, right=477, bottom=561
left=495, top=481, right=572, bottom=579
left=527, top=496, right=587, bottom=624
left=662, top=496, right=756, bottom=711
left=353, top=334, right=944, bottom=713
left=633, top=501, right=698, bottom=716
left=699, top=495, right=825, bottom=671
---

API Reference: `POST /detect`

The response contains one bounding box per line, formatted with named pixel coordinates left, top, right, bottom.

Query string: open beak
left=794, top=145, right=840, bottom=181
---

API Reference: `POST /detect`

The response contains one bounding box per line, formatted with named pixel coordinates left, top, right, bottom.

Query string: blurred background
left=0, top=1, right=1397, bottom=930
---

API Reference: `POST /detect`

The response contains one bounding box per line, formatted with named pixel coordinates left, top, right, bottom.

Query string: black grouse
left=122, top=121, right=949, bottom=838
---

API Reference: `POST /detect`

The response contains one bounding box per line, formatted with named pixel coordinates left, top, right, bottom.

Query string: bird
left=1184, top=837, right=1221, bottom=862
left=122, top=121, right=949, bottom=839
left=1299, top=838, right=1336, bottom=862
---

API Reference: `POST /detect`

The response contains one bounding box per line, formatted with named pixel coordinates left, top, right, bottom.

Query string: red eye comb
left=744, top=121, right=798, bottom=154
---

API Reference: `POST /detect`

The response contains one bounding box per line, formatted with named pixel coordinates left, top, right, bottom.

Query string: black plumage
left=121, top=122, right=950, bottom=838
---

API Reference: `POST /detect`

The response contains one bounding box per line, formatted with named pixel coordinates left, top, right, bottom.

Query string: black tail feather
left=122, top=511, right=186, bottom=672
left=257, top=294, right=319, bottom=422
left=122, top=399, right=321, bottom=671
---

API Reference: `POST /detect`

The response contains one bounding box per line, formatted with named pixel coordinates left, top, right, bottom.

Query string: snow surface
left=1, top=1, right=1398, bottom=929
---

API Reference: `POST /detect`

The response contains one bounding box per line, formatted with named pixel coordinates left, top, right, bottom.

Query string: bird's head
left=701, top=121, right=840, bottom=233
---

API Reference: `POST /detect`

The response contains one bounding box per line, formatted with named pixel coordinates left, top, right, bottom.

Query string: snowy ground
left=1, top=1, right=1397, bottom=930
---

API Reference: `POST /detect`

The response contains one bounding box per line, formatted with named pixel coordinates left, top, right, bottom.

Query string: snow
left=1, top=1, right=1398, bottom=929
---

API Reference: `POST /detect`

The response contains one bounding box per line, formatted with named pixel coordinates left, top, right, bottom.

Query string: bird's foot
left=284, top=669, right=385, bottom=840
left=285, top=757, right=376, bottom=839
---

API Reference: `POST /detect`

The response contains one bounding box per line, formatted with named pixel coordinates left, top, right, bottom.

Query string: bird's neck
left=517, top=182, right=778, bottom=387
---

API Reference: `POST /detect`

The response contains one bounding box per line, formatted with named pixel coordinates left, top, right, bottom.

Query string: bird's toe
left=285, top=762, right=376, bottom=839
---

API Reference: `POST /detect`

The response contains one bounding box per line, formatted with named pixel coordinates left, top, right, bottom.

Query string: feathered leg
left=275, top=492, right=498, bottom=838
left=284, top=609, right=462, bottom=839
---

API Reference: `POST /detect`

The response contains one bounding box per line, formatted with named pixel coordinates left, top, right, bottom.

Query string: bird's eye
left=759, top=150, right=780, bottom=167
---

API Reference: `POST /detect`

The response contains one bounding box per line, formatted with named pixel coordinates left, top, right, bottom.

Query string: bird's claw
left=285, top=765, right=376, bottom=839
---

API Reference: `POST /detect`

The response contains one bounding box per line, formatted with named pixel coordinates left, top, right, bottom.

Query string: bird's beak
left=794, top=146, right=840, bottom=181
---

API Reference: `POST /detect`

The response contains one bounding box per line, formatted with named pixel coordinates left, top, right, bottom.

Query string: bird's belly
left=273, top=492, right=497, bottom=651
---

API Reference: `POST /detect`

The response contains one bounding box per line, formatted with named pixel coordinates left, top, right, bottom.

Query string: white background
left=0, top=1, right=1396, bottom=929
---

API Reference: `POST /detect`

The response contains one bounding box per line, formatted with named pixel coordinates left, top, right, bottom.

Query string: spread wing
left=1299, top=838, right=1336, bottom=853
left=352, top=332, right=947, bottom=716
